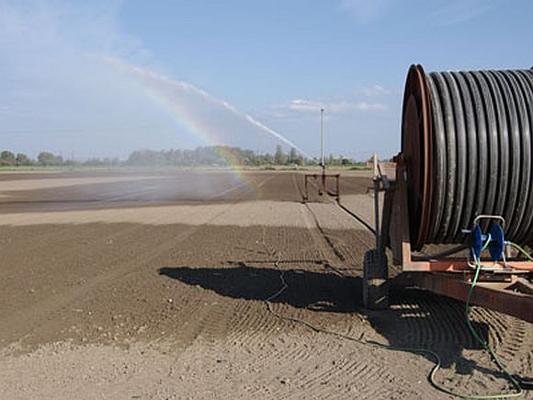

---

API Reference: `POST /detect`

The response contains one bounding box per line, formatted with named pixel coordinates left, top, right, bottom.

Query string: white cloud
left=429, top=0, right=499, bottom=26
left=360, top=84, right=391, bottom=97
left=340, top=0, right=500, bottom=27
left=287, top=98, right=387, bottom=114
left=339, top=0, right=392, bottom=23
left=355, top=101, right=388, bottom=112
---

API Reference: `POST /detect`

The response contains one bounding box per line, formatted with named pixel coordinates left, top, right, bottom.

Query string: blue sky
left=1, top=0, right=532, bottom=160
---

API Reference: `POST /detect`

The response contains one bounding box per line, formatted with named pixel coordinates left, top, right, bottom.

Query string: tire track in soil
left=163, top=174, right=281, bottom=373
left=385, top=291, right=533, bottom=396
left=221, top=223, right=316, bottom=367
left=194, top=186, right=360, bottom=399
left=268, top=346, right=432, bottom=400
left=390, top=294, right=481, bottom=353
left=292, top=173, right=373, bottom=271
left=226, top=300, right=286, bottom=347
left=303, top=175, right=533, bottom=393
left=165, top=297, right=235, bottom=378
left=290, top=174, right=527, bottom=399
left=471, top=307, right=531, bottom=375
left=287, top=174, right=431, bottom=399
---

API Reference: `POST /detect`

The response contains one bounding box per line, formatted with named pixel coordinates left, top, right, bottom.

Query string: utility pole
left=320, top=108, right=325, bottom=169
left=320, top=108, right=326, bottom=194
left=303, top=107, right=340, bottom=202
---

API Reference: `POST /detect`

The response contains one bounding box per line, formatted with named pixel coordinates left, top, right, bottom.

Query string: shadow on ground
left=159, top=262, right=359, bottom=313
left=157, top=261, right=522, bottom=385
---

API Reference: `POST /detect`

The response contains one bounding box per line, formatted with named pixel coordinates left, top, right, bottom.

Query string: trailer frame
left=365, top=154, right=533, bottom=323
left=303, top=171, right=340, bottom=202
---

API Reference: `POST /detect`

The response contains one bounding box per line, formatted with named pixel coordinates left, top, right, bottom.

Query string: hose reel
left=401, top=65, right=533, bottom=250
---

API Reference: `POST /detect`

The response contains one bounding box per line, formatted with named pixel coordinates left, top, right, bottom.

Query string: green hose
left=424, top=235, right=523, bottom=399
left=506, top=241, right=533, bottom=262
left=458, top=255, right=523, bottom=399
left=264, top=234, right=527, bottom=399
left=440, top=235, right=523, bottom=399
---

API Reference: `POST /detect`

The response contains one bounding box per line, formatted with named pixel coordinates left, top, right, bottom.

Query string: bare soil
left=0, top=169, right=531, bottom=399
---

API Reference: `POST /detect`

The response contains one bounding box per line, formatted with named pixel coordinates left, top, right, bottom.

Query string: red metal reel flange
left=401, top=64, right=433, bottom=250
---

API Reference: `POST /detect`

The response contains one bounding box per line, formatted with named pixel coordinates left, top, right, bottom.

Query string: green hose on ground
left=263, top=233, right=528, bottom=399
left=458, top=240, right=523, bottom=399
left=419, top=235, right=524, bottom=399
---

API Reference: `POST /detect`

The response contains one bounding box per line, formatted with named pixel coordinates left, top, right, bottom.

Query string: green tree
left=274, top=145, right=286, bottom=165
left=288, top=147, right=297, bottom=164
left=38, top=152, right=62, bottom=166
left=0, top=150, right=16, bottom=166
left=15, top=153, right=31, bottom=166
left=263, top=153, right=274, bottom=165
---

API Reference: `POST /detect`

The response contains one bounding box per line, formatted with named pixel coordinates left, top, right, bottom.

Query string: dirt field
left=0, top=169, right=531, bottom=399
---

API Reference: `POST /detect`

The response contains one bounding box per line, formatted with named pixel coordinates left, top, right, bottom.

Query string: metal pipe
left=373, top=154, right=382, bottom=258
left=320, top=108, right=324, bottom=168
left=320, top=108, right=326, bottom=194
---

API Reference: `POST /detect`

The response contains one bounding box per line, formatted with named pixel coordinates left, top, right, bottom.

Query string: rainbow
left=107, top=59, right=256, bottom=190
left=106, top=57, right=308, bottom=192
left=140, top=85, right=258, bottom=190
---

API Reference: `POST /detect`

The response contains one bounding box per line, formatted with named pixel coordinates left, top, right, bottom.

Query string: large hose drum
left=401, top=65, right=533, bottom=250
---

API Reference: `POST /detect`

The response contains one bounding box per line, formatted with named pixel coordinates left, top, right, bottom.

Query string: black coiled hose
left=401, top=65, right=533, bottom=249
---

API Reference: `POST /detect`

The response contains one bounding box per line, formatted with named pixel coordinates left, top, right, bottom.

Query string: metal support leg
left=373, top=154, right=382, bottom=261
left=304, top=175, right=308, bottom=202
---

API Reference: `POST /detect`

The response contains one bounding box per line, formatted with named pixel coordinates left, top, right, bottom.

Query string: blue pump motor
left=471, top=223, right=505, bottom=261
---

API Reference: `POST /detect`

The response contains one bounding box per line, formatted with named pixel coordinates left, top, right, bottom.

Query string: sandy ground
left=0, top=169, right=531, bottom=399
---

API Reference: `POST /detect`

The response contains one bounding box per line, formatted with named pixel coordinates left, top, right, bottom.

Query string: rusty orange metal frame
left=409, top=273, right=533, bottom=323
left=406, top=259, right=533, bottom=272
left=380, top=159, right=533, bottom=321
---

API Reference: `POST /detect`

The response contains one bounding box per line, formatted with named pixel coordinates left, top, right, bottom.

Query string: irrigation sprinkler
left=303, top=108, right=341, bottom=202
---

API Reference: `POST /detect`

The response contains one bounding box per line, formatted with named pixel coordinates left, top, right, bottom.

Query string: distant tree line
left=126, top=145, right=311, bottom=167
left=0, top=145, right=367, bottom=168
left=0, top=150, right=120, bottom=167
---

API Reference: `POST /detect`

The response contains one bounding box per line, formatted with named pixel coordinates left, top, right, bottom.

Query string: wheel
left=362, top=249, right=389, bottom=310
